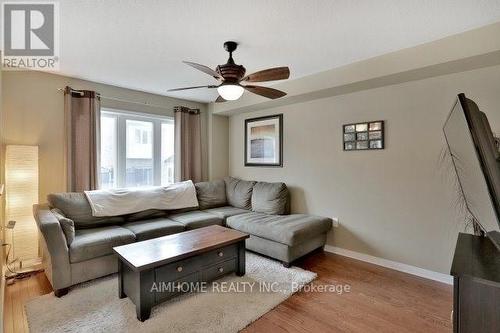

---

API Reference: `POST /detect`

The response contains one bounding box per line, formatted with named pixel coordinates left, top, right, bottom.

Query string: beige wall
left=229, top=65, right=500, bottom=274
left=207, top=103, right=229, bottom=180
left=1, top=71, right=208, bottom=203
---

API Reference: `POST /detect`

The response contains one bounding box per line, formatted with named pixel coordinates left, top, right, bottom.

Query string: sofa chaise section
left=226, top=212, right=332, bottom=266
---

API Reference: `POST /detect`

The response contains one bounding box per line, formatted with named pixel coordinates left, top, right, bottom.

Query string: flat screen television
left=443, top=93, right=500, bottom=250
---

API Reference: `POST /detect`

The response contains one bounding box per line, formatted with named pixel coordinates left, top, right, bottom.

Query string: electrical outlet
left=332, top=217, right=340, bottom=228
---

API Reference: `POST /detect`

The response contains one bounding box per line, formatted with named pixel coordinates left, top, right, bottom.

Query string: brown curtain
left=174, top=106, right=202, bottom=183
left=64, top=86, right=101, bottom=191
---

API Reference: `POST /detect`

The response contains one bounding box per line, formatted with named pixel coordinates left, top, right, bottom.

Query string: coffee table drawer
left=155, top=255, right=200, bottom=281
left=203, top=244, right=237, bottom=265
left=155, top=271, right=200, bottom=303
left=202, top=258, right=237, bottom=282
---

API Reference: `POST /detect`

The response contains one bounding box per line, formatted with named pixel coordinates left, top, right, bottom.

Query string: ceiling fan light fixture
left=170, top=41, right=289, bottom=102
left=217, top=84, right=244, bottom=101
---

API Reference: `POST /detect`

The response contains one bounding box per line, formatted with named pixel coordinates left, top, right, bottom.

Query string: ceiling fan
left=168, top=41, right=290, bottom=102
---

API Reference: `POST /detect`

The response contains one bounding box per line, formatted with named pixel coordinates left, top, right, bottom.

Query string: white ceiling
left=51, top=0, right=500, bottom=102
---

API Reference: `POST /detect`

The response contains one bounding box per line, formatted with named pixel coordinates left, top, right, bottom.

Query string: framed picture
left=343, top=120, right=385, bottom=151
left=245, top=114, right=283, bottom=167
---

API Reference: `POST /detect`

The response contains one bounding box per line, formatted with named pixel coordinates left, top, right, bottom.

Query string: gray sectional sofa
left=34, top=177, right=332, bottom=296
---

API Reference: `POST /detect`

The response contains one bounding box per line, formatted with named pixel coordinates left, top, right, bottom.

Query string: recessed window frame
left=100, top=108, right=174, bottom=188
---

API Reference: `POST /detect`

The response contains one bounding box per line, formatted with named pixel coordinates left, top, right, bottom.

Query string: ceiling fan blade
left=168, top=85, right=217, bottom=92
left=242, top=67, right=290, bottom=82
left=215, top=95, right=226, bottom=103
left=183, top=61, right=223, bottom=80
left=244, top=85, right=287, bottom=99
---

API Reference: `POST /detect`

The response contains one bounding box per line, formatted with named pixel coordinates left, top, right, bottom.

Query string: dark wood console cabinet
left=451, top=233, right=500, bottom=333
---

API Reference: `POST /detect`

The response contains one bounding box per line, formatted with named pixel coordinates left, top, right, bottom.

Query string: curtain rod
left=57, top=88, right=194, bottom=111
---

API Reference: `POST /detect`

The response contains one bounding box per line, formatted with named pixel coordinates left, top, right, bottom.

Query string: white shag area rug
left=26, top=253, right=316, bottom=333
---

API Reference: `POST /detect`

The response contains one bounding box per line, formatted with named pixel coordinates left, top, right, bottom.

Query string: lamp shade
left=217, top=84, right=244, bottom=101
left=5, top=145, right=39, bottom=263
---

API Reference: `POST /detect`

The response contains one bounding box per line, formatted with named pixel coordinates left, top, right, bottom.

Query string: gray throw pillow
left=47, top=192, right=124, bottom=228
left=251, top=181, right=289, bottom=215
left=51, top=208, right=75, bottom=245
left=195, top=180, right=227, bottom=209
left=224, top=177, right=256, bottom=210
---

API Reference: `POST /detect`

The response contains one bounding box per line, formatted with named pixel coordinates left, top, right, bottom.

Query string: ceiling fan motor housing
left=216, top=64, right=246, bottom=84
left=216, top=41, right=246, bottom=83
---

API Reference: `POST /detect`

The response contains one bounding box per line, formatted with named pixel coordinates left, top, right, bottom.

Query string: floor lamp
left=5, top=145, right=41, bottom=278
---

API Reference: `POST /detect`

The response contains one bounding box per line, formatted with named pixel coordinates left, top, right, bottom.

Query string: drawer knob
left=218, top=251, right=224, bottom=257
left=218, top=267, right=224, bottom=273
left=177, top=266, right=183, bottom=272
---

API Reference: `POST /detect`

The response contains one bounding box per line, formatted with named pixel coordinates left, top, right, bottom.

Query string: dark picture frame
left=343, top=120, right=385, bottom=151
left=244, top=114, right=283, bottom=167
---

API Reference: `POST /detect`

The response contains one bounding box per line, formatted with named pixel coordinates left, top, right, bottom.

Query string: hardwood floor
left=4, top=271, right=52, bottom=333
left=3, top=251, right=452, bottom=333
left=244, top=251, right=452, bottom=333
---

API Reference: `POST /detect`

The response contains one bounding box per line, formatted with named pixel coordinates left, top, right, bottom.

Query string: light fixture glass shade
left=5, top=145, right=39, bottom=265
left=217, top=84, right=244, bottom=101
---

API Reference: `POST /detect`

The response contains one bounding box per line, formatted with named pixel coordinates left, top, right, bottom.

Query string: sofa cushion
left=122, top=218, right=185, bottom=241
left=69, top=226, right=135, bottom=263
left=224, top=177, right=256, bottom=210
left=251, top=181, right=289, bottom=215
left=125, top=209, right=167, bottom=222
left=202, top=206, right=249, bottom=223
left=166, top=206, right=199, bottom=215
left=51, top=208, right=76, bottom=245
left=169, top=211, right=223, bottom=230
left=48, top=192, right=124, bottom=229
left=195, top=180, right=227, bottom=209
left=226, top=212, right=332, bottom=246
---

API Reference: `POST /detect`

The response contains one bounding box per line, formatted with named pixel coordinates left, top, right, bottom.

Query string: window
left=100, top=109, right=174, bottom=189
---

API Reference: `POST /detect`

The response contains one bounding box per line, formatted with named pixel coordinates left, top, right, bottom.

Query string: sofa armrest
left=33, top=204, right=71, bottom=290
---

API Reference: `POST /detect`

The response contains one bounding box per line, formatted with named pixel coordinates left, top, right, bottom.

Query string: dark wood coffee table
left=113, top=225, right=249, bottom=321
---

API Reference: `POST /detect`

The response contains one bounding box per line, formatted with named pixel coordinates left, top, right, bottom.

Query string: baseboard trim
left=324, top=245, right=453, bottom=285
